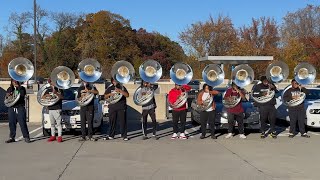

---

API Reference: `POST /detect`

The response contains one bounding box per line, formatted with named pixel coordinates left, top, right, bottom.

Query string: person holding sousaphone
left=76, top=58, right=100, bottom=142
left=168, top=62, right=192, bottom=140
left=5, top=57, right=34, bottom=144
left=104, top=60, right=133, bottom=141
left=196, top=84, right=219, bottom=139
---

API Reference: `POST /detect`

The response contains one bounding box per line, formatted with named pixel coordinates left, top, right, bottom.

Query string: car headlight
left=222, top=112, right=228, bottom=118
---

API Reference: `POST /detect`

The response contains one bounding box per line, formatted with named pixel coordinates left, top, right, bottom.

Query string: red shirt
left=224, top=88, right=244, bottom=114
left=168, top=85, right=191, bottom=111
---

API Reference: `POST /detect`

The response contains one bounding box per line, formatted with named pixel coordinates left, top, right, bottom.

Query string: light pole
left=33, top=0, right=37, bottom=82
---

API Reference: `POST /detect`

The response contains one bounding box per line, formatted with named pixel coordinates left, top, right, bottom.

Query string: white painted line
left=33, top=132, right=43, bottom=138
left=308, top=132, right=320, bottom=136
left=15, top=126, right=42, bottom=141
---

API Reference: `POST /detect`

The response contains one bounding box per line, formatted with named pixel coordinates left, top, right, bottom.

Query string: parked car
left=190, top=87, right=260, bottom=130
left=276, top=87, right=320, bottom=128
left=42, top=84, right=104, bottom=136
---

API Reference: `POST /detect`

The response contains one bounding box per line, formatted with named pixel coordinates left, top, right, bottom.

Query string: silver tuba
left=76, top=58, right=101, bottom=106
left=282, top=62, right=316, bottom=107
left=105, top=60, right=135, bottom=104
left=196, top=64, right=224, bottom=111
left=5, top=57, right=34, bottom=107
left=251, top=61, right=289, bottom=104
left=133, top=59, right=162, bottom=106
left=37, top=66, right=75, bottom=106
left=168, top=62, right=193, bottom=109
left=222, top=64, right=254, bottom=108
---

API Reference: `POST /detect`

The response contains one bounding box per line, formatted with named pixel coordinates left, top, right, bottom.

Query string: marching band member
left=42, top=79, right=64, bottom=142
left=283, top=79, right=310, bottom=138
left=224, top=82, right=247, bottom=139
left=197, top=84, right=219, bottom=139
left=77, top=80, right=99, bottom=141
left=168, top=83, right=191, bottom=140
left=252, top=76, right=278, bottom=139
left=104, top=77, right=129, bottom=141
left=141, top=81, right=159, bottom=140
left=5, top=79, right=30, bottom=143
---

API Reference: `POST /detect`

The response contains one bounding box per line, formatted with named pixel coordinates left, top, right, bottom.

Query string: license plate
left=70, top=118, right=76, bottom=124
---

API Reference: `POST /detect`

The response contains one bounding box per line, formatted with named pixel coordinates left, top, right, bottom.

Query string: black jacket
left=252, top=83, right=278, bottom=107
left=283, top=87, right=309, bottom=111
left=105, top=84, right=128, bottom=112
left=141, top=84, right=158, bottom=108
left=6, top=85, right=26, bottom=108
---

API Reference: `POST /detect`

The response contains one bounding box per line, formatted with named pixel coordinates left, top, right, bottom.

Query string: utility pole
left=33, top=0, right=37, bottom=82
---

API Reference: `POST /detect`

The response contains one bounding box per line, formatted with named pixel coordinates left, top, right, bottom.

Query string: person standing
left=5, top=79, right=30, bottom=143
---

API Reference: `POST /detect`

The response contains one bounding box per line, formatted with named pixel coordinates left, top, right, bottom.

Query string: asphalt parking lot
left=1, top=119, right=320, bottom=180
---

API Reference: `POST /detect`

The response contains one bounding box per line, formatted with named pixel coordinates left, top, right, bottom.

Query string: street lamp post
left=33, top=0, right=37, bottom=82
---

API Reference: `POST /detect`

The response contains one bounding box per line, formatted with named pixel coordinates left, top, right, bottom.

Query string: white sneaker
left=225, top=133, right=233, bottom=139
left=179, top=133, right=187, bottom=139
left=171, top=133, right=178, bottom=139
left=239, top=134, right=247, bottom=139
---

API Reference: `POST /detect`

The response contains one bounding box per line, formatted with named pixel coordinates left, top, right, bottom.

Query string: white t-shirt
left=202, top=92, right=213, bottom=112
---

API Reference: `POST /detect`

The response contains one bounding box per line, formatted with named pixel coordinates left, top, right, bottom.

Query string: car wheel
left=43, top=128, right=51, bottom=137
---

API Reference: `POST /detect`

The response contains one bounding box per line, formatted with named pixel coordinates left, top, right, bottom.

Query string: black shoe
left=5, top=138, right=15, bottom=143
left=24, top=138, right=31, bottom=143
left=152, top=135, right=159, bottom=140
left=142, top=136, right=148, bottom=140
left=269, top=132, right=277, bottom=139
left=78, top=137, right=86, bottom=141
left=200, top=135, right=205, bottom=139
left=211, top=136, right=217, bottom=139
left=288, top=134, right=295, bottom=138
left=301, top=133, right=310, bottom=138
left=260, top=133, right=266, bottom=139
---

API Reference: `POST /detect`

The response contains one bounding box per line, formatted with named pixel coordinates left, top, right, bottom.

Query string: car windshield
left=306, top=89, right=320, bottom=100
left=63, top=87, right=78, bottom=100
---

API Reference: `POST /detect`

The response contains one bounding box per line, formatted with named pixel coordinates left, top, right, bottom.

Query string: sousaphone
left=4, top=57, right=34, bottom=107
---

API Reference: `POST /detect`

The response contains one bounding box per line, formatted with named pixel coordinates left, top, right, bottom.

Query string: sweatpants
left=200, top=110, right=216, bottom=137
left=172, top=110, right=187, bottom=134
left=288, top=109, right=306, bottom=134
left=227, top=112, right=244, bottom=134
left=142, top=108, right=157, bottom=136
left=8, top=106, right=29, bottom=139
left=109, top=109, right=127, bottom=138
left=49, top=109, right=62, bottom=136
left=259, top=105, right=276, bottom=134
left=80, top=106, right=94, bottom=138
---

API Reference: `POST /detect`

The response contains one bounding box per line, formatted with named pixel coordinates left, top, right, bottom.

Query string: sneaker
left=269, top=132, right=277, bottom=139
left=5, top=138, right=15, bottom=143
left=200, top=135, right=205, bottom=139
left=211, top=135, right=217, bottom=139
left=123, top=137, right=129, bottom=141
left=179, top=133, right=187, bottom=139
left=288, top=133, right=294, bottom=138
left=47, top=136, right=56, bottom=142
left=225, top=133, right=233, bottom=139
left=260, top=133, right=266, bottom=139
left=57, top=136, right=63, bottom=143
left=142, top=136, right=148, bottom=140
left=89, top=137, right=97, bottom=142
left=79, top=137, right=86, bottom=141
left=239, top=134, right=247, bottom=139
left=301, top=133, right=310, bottom=138
left=25, top=138, right=31, bottom=143
left=152, top=135, right=159, bottom=140
left=171, top=133, right=178, bottom=140
left=103, top=136, right=114, bottom=140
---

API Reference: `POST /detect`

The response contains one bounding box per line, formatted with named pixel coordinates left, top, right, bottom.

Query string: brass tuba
left=5, top=57, right=34, bottom=107
left=133, top=59, right=162, bottom=106
left=196, top=64, right=224, bottom=111
left=168, top=62, right=193, bottom=109
left=222, top=64, right=254, bottom=108
left=251, top=61, right=289, bottom=104
left=37, top=66, right=75, bottom=106
left=76, top=58, right=101, bottom=106
left=105, top=60, right=135, bottom=104
left=282, top=62, right=316, bottom=107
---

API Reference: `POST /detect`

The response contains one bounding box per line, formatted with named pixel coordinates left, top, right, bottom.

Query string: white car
left=276, top=87, right=320, bottom=128
left=42, top=84, right=104, bottom=136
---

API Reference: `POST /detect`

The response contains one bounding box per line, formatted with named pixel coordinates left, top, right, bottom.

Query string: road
left=0, top=120, right=320, bottom=180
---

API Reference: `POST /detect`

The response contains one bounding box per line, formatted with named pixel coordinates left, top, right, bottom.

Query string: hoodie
left=168, top=85, right=191, bottom=111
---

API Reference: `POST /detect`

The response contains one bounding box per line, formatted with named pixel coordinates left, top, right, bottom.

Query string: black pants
left=8, top=106, right=29, bottom=139
left=289, top=109, right=306, bottom=134
left=109, top=109, right=127, bottom=138
left=142, top=108, right=157, bottom=136
left=259, top=105, right=277, bottom=133
left=200, top=110, right=216, bottom=137
left=172, top=110, right=187, bottom=134
left=80, top=106, right=94, bottom=138
left=227, top=112, right=244, bottom=134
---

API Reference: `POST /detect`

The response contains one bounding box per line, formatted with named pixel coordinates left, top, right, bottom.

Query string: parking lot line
left=15, top=126, right=42, bottom=141
left=308, top=132, right=320, bottom=136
